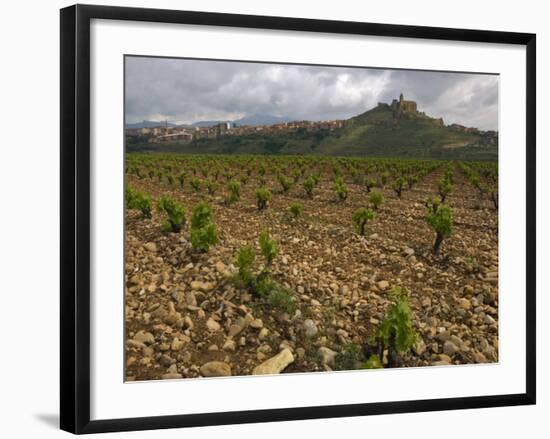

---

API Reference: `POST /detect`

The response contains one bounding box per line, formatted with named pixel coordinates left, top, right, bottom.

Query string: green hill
left=314, top=103, right=497, bottom=160
left=127, top=103, right=498, bottom=160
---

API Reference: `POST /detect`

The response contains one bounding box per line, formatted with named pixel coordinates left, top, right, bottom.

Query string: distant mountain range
left=125, top=120, right=178, bottom=129
left=234, top=114, right=292, bottom=126
left=126, top=114, right=292, bottom=129
left=127, top=104, right=497, bottom=160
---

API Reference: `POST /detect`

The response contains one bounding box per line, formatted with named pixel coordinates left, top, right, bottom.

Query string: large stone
left=252, top=349, right=295, bottom=375
left=377, top=280, right=390, bottom=290
left=200, top=361, right=232, bottom=377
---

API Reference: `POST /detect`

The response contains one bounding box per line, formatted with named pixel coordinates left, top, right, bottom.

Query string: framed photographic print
left=60, top=4, right=536, bottom=434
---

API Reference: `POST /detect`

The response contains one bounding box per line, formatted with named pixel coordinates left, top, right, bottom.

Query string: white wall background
left=0, top=0, right=546, bottom=437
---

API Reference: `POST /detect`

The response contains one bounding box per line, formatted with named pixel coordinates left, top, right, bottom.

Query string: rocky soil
left=124, top=162, right=498, bottom=381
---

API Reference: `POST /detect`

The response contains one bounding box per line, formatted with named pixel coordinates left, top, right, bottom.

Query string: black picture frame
left=60, top=4, right=536, bottom=434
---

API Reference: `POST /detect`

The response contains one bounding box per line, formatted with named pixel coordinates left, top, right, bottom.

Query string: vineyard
left=124, top=153, right=499, bottom=380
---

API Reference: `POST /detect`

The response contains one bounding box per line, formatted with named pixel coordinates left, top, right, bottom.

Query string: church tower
left=399, top=93, right=404, bottom=103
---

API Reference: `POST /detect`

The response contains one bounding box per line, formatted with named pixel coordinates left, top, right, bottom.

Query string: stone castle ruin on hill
left=378, top=93, right=443, bottom=126
left=391, top=93, right=418, bottom=113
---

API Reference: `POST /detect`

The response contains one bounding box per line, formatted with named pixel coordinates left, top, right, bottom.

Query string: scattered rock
left=133, top=331, right=155, bottom=345
left=191, top=281, right=213, bottom=292
left=228, top=323, right=244, bottom=337
left=126, top=339, right=146, bottom=350
left=184, top=315, right=194, bottom=330
left=413, top=339, right=427, bottom=356
left=302, top=319, right=318, bottom=337
left=160, top=354, right=175, bottom=366
left=336, top=329, right=349, bottom=339
left=185, top=291, right=197, bottom=307
left=252, top=349, right=295, bottom=375
left=171, top=337, right=185, bottom=351
left=458, top=298, right=472, bottom=310
left=222, top=339, right=236, bottom=352
left=250, top=319, right=263, bottom=329
left=258, top=327, right=269, bottom=340
left=206, top=318, right=221, bottom=331
left=144, top=242, right=157, bottom=252
left=473, top=352, right=488, bottom=363
left=161, top=373, right=182, bottom=380
left=443, top=340, right=459, bottom=356
left=125, top=164, right=499, bottom=380
left=318, top=347, right=338, bottom=366
left=164, top=311, right=180, bottom=325
left=215, top=261, right=231, bottom=277
left=432, top=360, right=452, bottom=366
left=200, top=361, right=232, bottom=377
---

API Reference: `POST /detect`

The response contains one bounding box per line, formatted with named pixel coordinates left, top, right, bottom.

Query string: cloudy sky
left=125, top=56, right=499, bottom=130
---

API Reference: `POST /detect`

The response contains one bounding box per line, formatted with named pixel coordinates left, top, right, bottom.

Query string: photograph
left=123, top=56, right=499, bottom=381
left=0, top=0, right=542, bottom=436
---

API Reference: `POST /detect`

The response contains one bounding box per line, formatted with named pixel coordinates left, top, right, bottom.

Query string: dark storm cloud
left=125, top=57, right=498, bottom=130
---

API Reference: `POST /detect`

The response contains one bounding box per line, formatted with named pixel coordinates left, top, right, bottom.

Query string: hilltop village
left=125, top=94, right=497, bottom=147
left=126, top=119, right=346, bottom=145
